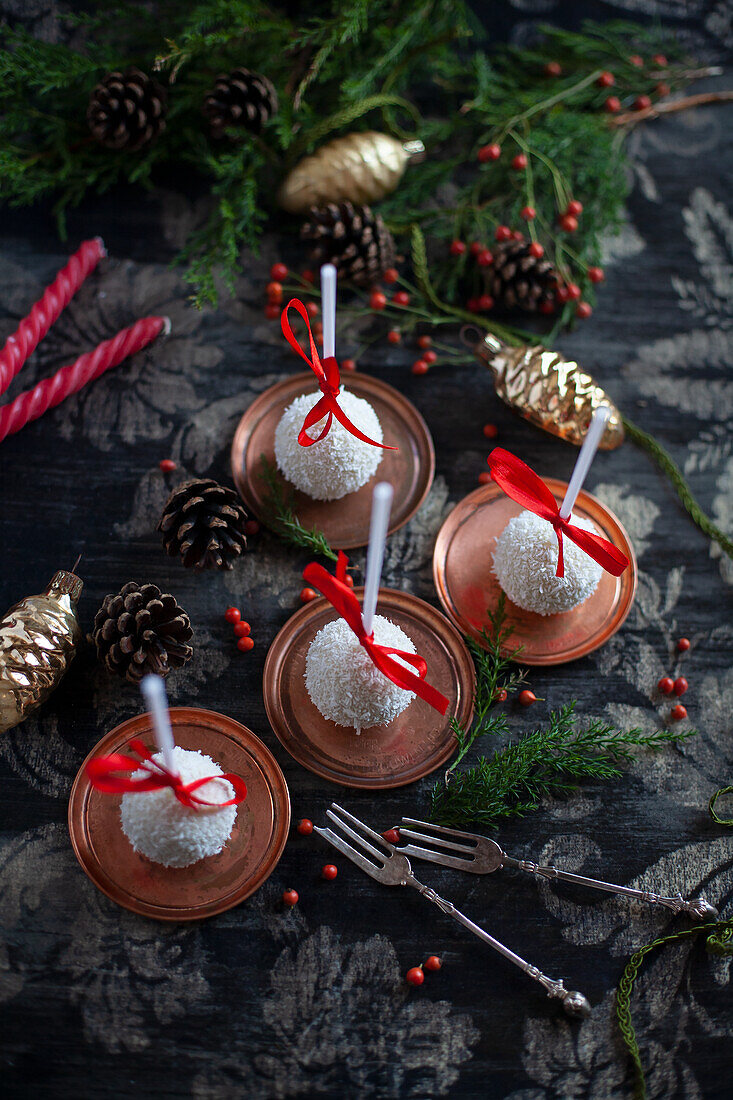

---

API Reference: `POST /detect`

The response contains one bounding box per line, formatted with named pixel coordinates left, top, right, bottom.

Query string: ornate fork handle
left=410, top=879, right=590, bottom=1018
left=505, top=857, right=718, bottom=921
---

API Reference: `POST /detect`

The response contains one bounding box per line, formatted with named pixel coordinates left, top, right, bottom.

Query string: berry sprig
left=224, top=606, right=254, bottom=652
left=406, top=955, right=443, bottom=986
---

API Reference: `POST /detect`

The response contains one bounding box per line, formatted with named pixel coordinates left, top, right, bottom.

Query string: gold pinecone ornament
left=0, top=571, right=83, bottom=734
left=278, top=131, right=425, bottom=215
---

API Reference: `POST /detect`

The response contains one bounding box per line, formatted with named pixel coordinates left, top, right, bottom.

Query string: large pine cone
left=301, top=202, right=396, bottom=287
left=87, top=68, right=167, bottom=151
left=158, top=478, right=248, bottom=570
left=203, top=68, right=278, bottom=138
left=91, top=582, right=193, bottom=683
left=484, top=238, right=560, bottom=312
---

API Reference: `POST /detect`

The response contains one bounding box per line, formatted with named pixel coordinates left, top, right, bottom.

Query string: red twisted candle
left=0, top=316, right=169, bottom=443
left=0, top=238, right=106, bottom=396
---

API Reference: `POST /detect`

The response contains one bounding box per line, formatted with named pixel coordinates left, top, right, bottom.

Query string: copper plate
left=68, top=708, right=290, bottom=921
left=263, top=588, right=475, bottom=788
left=230, top=371, right=435, bottom=549
left=433, top=479, right=637, bottom=665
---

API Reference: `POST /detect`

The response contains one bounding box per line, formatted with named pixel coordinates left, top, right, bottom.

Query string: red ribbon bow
left=281, top=298, right=396, bottom=450
left=303, top=552, right=449, bottom=715
left=487, top=447, right=629, bottom=579
left=86, top=739, right=247, bottom=810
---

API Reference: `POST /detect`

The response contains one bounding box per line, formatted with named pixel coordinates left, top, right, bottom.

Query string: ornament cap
left=45, top=571, right=83, bottom=604
left=402, top=139, right=426, bottom=162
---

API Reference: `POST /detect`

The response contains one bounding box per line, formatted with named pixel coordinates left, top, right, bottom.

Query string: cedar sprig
left=258, top=455, right=338, bottom=562
left=432, top=701, right=697, bottom=829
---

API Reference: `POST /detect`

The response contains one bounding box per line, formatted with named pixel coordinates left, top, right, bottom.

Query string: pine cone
left=91, top=582, right=193, bottom=683
left=484, top=238, right=560, bottom=312
left=158, top=478, right=248, bottom=570
left=87, top=68, right=167, bottom=151
left=301, top=202, right=396, bottom=287
left=203, top=68, right=278, bottom=138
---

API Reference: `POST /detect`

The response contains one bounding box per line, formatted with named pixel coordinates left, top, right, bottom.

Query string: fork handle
left=409, top=879, right=590, bottom=1019
left=503, top=857, right=718, bottom=921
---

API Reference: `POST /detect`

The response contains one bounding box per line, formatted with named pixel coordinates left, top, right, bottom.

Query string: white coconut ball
left=274, top=388, right=383, bottom=501
left=305, top=615, right=416, bottom=733
left=120, top=746, right=238, bottom=868
left=493, top=509, right=603, bottom=616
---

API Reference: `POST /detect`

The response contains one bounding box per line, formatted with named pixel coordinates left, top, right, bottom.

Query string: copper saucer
left=263, top=588, right=475, bottom=788
left=230, top=371, right=435, bottom=549
left=68, top=708, right=290, bottom=921
left=433, top=479, right=637, bottom=665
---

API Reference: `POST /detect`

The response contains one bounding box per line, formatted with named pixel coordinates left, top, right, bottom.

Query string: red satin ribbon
left=487, top=447, right=629, bottom=579
left=303, top=552, right=449, bottom=715
left=86, top=739, right=247, bottom=810
left=280, top=298, right=396, bottom=450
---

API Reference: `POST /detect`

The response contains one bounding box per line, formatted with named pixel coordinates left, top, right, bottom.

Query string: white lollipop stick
left=140, top=674, right=178, bottom=777
left=362, top=481, right=394, bottom=634
left=559, top=406, right=611, bottom=521
left=320, top=263, right=337, bottom=360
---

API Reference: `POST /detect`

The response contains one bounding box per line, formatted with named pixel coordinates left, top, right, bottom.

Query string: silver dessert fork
left=316, top=802, right=591, bottom=1018
left=399, top=818, right=718, bottom=921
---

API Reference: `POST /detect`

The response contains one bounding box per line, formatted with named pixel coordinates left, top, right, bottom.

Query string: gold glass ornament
left=0, top=570, right=83, bottom=734
left=472, top=333, right=624, bottom=449
left=277, top=131, right=425, bottom=214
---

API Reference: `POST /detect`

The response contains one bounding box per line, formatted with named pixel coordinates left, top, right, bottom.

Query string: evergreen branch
left=258, top=455, right=338, bottom=561
left=290, top=93, right=421, bottom=156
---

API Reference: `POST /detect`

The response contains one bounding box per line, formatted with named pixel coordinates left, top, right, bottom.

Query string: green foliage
left=258, top=455, right=338, bottom=561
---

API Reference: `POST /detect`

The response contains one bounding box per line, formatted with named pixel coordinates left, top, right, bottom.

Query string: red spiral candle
left=0, top=316, right=169, bottom=443
left=0, top=237, right=106, bottom=396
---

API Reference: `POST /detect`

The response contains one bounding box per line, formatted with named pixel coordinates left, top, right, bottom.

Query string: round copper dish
left=433, top=479, right=637, bottom=665
left=230, top=371, right=435, bottom=549
left=68, top=708, right=290, bottom=921
left=263, top=588, right=475, bottom=788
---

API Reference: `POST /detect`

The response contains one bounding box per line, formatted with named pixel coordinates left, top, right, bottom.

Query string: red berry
left=266, top=280, right=283, bottom=299
left=477, top=250, right=494, bottom=267
left=233, top=621, right=251, bottom=638
left=392, top=290, right=410, bottom=306
left=566, top=200, right=583, bottom=217
left=282, top=889, right=299, bottom=907
left=449, top=239, right=467, bottom=256
left=519, top=689, right=537, bottom=706
left=305, top=301, right=319, bottom=318
left=511, top=153, right=528, bottom=170
left=321, top=864, right=338, bottom=881
left=412, top=359, right=429, bottom=376
left=270, top=262, right=288, bottom=281
left=245, top=519, right=260, bottom=536
left=495, top=225, right=512, bottom=242
left=671, top=704, right=688, bottom=721
left=658, top=676, right=674, bottom=694
left=264, top=303, right=280, bottom=319
left=224, top=607, right=241, bottom=624
left=424, top=955, right=442, bottom=971
left=652, top=54, right=668, bottom=67
left=528, top=242, right=545, bottom=259
left=495, top=689, right=508, bottom=703
left=597, top=71, right=615, bottom=88
left=469, top=242, right=485, bottom=257
left=297, top=818, right=314, bottom=836
left=673, top=677, right=688, bottom=696
left=629, top=55, right=644, bottom=68
left=467, top=298, right=480, bottom=313
left=634, top=95, right=652, bottom=111
left=559, top=214, right=578, bottom=233
left=477, top=294, right=494, bottom=311
left=237, top=636, right=254, bottom=652
left=341, top=358, right=356, bottom=372
left=478, top=143, right=501, bottom=163
left=159, top=458, right=177, bottom=473
left=566, top=283, right=581, bottom=300
left=344, top=574, right=355, bottom=588
left=417, top=334, right=432, bottom=350
left=575, top=302, right=592, bottom=320
left=301, top=269, right=314, bottom=283
left=511, top=230, right=524, bottom=241
left=387, top=330, right=402, bottom=345
left=383, top=267, right=399, bottom=284
left=677, top=637, right=690, bottom=652
left=406, top=967, right=425, bottom=987
left=478, top=472, right=492, bottom=485
left=588, top=266, right=605, bottom=283
left=520, top=205, right=536, bottom=221
left=370, top=291, right=387, bottom=311
left=655, top=82, right=671, bottom=97
left=544, top=61, right=562, bottom=77
left=605, top=96, right=621, bottom=113
left=556, top=285, right=570, bottom=304
left=539, top=299, right=555, bottom=315
left=300, top=587, right=318, bottom=603
left=483, top=423, right=498, bottom=439
left=381, top=828, right=400, bottom=844
left=423, top=349, right=438, bottom=364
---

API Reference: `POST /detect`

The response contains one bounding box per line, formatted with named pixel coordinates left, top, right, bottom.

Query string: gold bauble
left=0, top=570, right=83, bottom=734
left=278, top=131, right=425, bottom=214
left=474, top=333, right=624, bottom=450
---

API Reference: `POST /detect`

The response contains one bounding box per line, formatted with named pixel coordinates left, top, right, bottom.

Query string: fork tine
left=401, top=817, right=480, bottom=843
left=330, top=802, right=388, bottom=848
left=398, top=843, right=478, bottom=872
left=314, top=826, right=385, bottom=880
left=325, top=809, right=386, bottom=863
left=399, top=827, right=477, bottom=856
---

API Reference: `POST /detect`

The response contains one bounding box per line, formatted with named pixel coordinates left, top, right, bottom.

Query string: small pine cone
left=203, top=68, right=278, bottom=138
left=91, top=582, right=193, bottom=683
left=301, top=202, right=396, bottom=287
left=158, top=478, right=248, bottom=570
left=485, top=238, right=560, bottom=312
left=87, top=68, right=167, bottom=151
